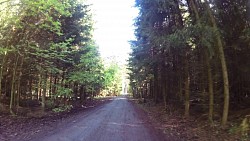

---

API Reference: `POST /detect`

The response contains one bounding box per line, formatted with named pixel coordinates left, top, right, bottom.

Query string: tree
left=130, top=0, right=250, bottom=127
left=0, top=0, right=107, bottom=114
left=103, top=60, right=122, bottom=96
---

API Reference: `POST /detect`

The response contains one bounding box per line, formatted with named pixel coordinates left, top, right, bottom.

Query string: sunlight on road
left=115, top=97, right=127, bottom=100
left=107, top=122, right=141, bottom=127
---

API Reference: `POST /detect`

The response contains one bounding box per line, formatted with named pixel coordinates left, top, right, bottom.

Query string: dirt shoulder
left=127, top=98, right=180, bottom=141
left=0, top=97, right=113, bottom=141
left=129, top=98, right=250, bottom=141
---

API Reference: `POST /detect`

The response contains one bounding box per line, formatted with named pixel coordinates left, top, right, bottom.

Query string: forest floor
left=132, top=98, right=250, bottom=141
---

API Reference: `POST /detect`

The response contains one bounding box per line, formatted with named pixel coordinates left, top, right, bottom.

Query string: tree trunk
left=73, top=82, right=78, bottom=100
left=61, top=71, right=65, bottom=87
left=184, top=54, right=190, bottom=118
left=205, top=51, right=214, bottom=123
left=53, top=75, right=57, bottom=95
left=178, top=74, right=183, bottom=102
left=205, top=0, right=229, bottom=126
left=29, top=78, right=33, bottom=100
left=49, top=73, right=53, bottom=98
left=189, top=0, right=224, bottom=124
left=153, top=65, right=159, bottom=104
left=80, top=85, right=84, bottom=103
left=149, top=80, right=153, bottom=98
left=161, top=49, right=168, bottom=111
left=0, top=52, right=7, bottom=101
left=42, top=73, right=47, bottom=112
left=16, top=56, right=24, bottom=108
left=162, top=75, right=168, bottom=111
left=10, top=56, right=19, bottom=115
left=38, top=74, right=42, bottom=100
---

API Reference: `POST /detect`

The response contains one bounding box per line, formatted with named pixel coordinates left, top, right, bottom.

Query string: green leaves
left=102, top=61, right=122, bottom=95
left=68, top=42, right=104, bottom=93
left=0, top=0, right=101, bottom=97
left=0, top=48, right=11, bottom=55
left=55, top=85, right=73, bottom=97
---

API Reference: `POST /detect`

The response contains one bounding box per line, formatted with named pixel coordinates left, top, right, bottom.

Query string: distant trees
left=102, top=61, right=123, bottom=96
left=0, top=0, right=120, bottom=114
left=129, top=0, right=250, bottom=126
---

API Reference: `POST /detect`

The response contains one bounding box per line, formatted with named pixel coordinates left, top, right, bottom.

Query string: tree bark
left=205, top=0, right=229, bottom=126
left=153, top=65, right=158, bottom=104
left=205, top=51, right=214, bottom=123
left=41, top=73, right=47, bottom=111
left=16, top=56, right=24, bottom=107
left=10, top=56, right=19, bottom=115
left=42, top=73, right=47, bottom=112
left=53, top=75, right=57, bottom=95
left=0, top=52, right=7, bottom=102
left=184, top=54, right=190, bottom=118
left=162, top=75, right=168, bottom=111
left=49, top=73, right=53, bottom=98
left=189, top=0, right=221, bottom=124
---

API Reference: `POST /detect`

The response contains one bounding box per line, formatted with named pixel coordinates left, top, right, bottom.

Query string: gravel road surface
left=31, top=96, right=169, bottom=141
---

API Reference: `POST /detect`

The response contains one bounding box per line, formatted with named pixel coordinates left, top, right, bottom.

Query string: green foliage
left=229, top=117, right=250, bottom=140
left=55, top=85, right=73, bottom=98
left=240, top=117, right=250, bottom=137
left=52, top=105, right=73, bottom=113
left=45, top=99, right=56, bottom=109
left=23, top=0, right=71, bottom=34
left=69, top=42, right=104, bottom=93
left=102, top=61, right=122, bottom=95
left=0, top=0, right=110, bottom=114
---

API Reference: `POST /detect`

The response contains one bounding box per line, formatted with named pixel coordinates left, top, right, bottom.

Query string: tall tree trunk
left=161, top=49, right=168, bottom=111
left=80, top=85, right=84, bottom=103
left=49, top=73, right=53, bottom=98
left=53, top=76, right=57, bottom=95
left=16, top=56, right=24, bottom=108
left=73, top=82, right=78, bottom=100
left=153, top=65, right=159, bottom=104
left=149, top=80, right=153, bottom=98
left=0, top=54, right=6, bottom=112
left=10, top=56, right=19, bottom=115
left=37, top=74, right=41, bottom=102
left=184, top=54, right=190, bottom=118
left=29, top=78, right=33, bottom=100
left=42, top=73, right=47, bottom=112
left=189, top=0, right=220, bottom=124
left=61, top=72, right=65, bottom=87
left=178, top=76, right=183, bottom=102
left=0, top=52, right=7, bottom=102
left=83, top=87, right=86, bottom=101
left=205, top=0, right=229, bottom=126
left=162, top=74, right=168, bottom=111
left=205, top=50, right=214, bottom=123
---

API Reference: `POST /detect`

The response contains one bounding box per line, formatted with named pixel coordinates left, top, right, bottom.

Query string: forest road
left=34, top=96, right=169, bottom=141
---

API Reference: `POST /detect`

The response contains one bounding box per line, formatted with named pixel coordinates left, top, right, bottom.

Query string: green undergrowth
left=52, top=105, right=73, bottom=113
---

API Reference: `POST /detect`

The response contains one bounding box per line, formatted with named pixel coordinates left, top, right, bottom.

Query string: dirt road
left=30, top=96, right=168, bottom=141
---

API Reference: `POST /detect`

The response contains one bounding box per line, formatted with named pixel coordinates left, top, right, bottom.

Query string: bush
left=46, top=99, right=56, bottom=109
left=55, top=86, right=73, bottom=98
left=52, top=105, right=73, bottom=113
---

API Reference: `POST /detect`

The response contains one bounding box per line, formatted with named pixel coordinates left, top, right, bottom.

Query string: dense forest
left=0, top=0, right=122, bottom=115
left=1, top=0, right=250, bottom=139
left=129, top=0, right=250, bottom=128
